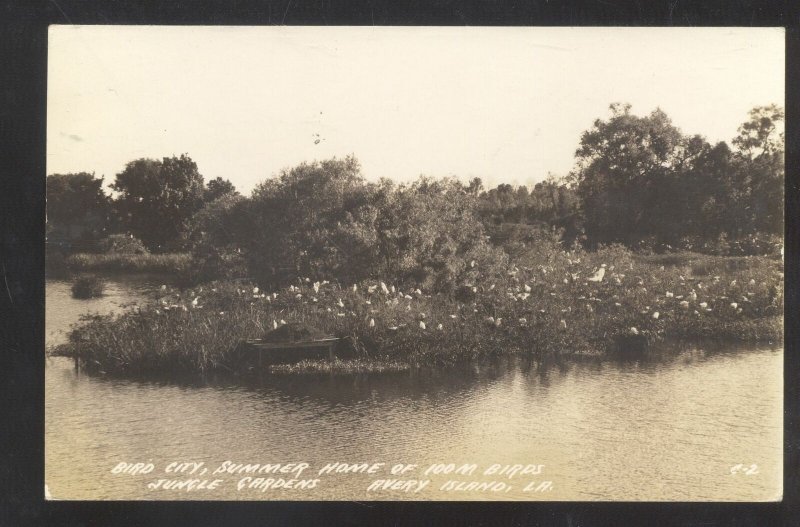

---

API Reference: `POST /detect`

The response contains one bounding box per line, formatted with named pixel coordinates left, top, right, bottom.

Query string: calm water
left=45, top=276, right=783, bottom=501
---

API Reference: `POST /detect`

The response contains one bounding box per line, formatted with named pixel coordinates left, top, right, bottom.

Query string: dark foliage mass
left=47, top=104, right=783, bottom=286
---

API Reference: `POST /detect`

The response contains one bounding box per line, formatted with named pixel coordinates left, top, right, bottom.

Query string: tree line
left=47, top=103, right=784, bottom=287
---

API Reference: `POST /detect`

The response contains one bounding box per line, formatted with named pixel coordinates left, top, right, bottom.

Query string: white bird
left=419, top=321, right=426, bottom=330
left=369, top=318, right=375, bottom=327
left=352, top=284, right=358, bottom=292
left=587, top=265, right=606, bottom=282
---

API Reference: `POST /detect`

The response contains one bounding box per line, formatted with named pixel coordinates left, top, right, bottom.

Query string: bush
left=71, top=275, right=105, bottom=299
left=100, top=234, right=148, bottom=255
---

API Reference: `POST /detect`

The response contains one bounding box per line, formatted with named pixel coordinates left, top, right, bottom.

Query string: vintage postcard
left=45, top=26, right=784, bottom=501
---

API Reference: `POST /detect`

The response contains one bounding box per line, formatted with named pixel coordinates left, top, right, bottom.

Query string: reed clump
left=71, top=275, right=105, bottom=299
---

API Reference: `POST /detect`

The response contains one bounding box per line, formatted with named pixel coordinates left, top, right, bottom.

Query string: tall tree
left=111, top=154, right=205, bottom=249
left=46, top=172, right=109, bottom=239
left=570, top=103, right=697, bottom=246
left=731, top=105, right=784, bottom=234
left=204, top=176, right=238, bottom=202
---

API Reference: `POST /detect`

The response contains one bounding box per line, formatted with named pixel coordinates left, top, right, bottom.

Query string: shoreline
left=49, top=249, right=783, bottom=379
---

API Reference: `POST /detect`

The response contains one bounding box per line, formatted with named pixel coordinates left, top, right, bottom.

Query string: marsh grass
left=54, top=247, right=783, bottom=376
left=64, top=253, right=192, bottom=274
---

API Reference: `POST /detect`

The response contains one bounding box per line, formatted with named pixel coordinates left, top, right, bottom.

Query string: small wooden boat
left=238, top=322, right=341, bottom=366
left=241, top=337, right=341, bottom=366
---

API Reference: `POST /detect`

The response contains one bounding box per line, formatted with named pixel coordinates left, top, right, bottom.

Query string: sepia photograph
left=44, top=26, right=784, bottom=501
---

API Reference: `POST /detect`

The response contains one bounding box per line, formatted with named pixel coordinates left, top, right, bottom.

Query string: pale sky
left=47, top=26, right=784, bottom=194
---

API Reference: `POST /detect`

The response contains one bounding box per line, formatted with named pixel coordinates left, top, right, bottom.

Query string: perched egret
left=587, top=265, right=606, bottom=283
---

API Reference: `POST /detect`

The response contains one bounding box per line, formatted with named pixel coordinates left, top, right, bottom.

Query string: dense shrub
left=71, top=275, right=105, bottom=299
left=100, top=234, right=149, bottom=254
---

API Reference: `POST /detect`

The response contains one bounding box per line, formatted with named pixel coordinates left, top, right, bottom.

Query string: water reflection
left=45, top=277, right=783, bottom=501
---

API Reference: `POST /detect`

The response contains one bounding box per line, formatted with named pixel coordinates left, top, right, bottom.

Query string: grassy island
left=52, top=247, right=782, bottom=376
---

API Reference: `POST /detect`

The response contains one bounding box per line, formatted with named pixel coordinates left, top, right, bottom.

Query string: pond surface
left=45, top=276, right=782, bottom=501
